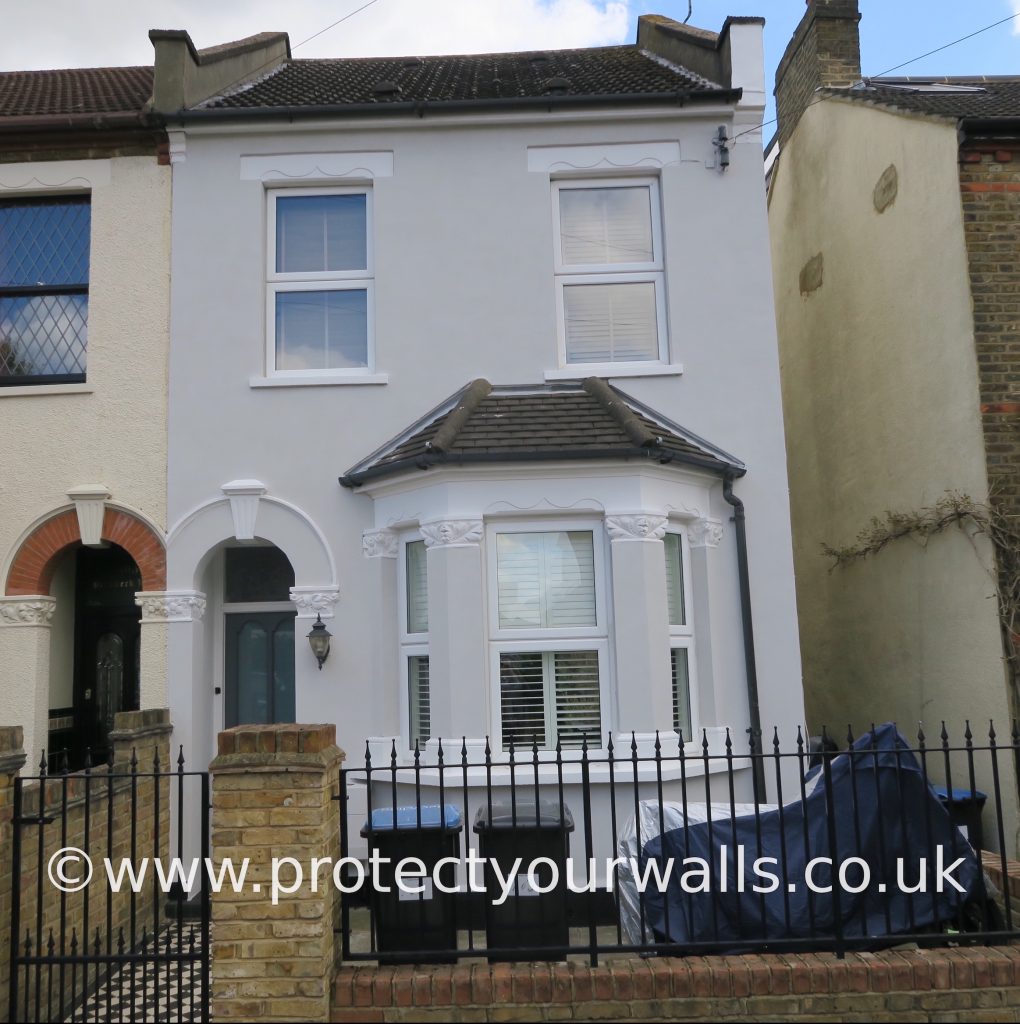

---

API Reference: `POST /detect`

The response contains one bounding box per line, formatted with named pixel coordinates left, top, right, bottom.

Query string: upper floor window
left=490, top=526, right=608, bottom=751
left=266, top=188, right=373, bottom=378
left=0, top=196, right=90, bottom=386
left=553, top=178, right=667, bottom=369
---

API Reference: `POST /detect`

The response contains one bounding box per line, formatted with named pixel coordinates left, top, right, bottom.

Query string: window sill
left=250, top=373, right=389, bottom=388
left=544, top=363, right=683, bottom=381
left=0, top=383, right=93, bottom=398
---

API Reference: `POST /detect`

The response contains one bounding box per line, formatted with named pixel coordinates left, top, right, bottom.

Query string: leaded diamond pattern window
left=0, top=196, right=90, bottom=385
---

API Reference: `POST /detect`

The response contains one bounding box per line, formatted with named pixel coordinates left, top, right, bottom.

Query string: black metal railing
left=8, top=748, right=210, bottom=1024
left=337, top=721, right=1020, bottom=966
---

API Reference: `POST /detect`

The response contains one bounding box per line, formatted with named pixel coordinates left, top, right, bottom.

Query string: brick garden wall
left=332, top=949, right=1020, bottom=1022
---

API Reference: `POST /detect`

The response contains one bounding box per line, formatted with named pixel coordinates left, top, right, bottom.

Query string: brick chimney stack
left=774, top=0, right=861, bottom=148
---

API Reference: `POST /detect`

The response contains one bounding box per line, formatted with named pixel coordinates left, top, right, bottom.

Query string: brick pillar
left=210, top=724, right=344, bottom=1023
left=0, top=726, right=27, bottom=1018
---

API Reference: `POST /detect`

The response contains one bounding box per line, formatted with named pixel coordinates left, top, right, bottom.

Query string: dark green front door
left=224, top=611, right=296, bottom=728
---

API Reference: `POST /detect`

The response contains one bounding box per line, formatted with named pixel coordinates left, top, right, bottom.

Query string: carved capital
left=289, top=586, right=340, bottom=619
left=0, top=597, right=57, bottom=627
left=362, top=528, right=399, bottom=559
left=135, top=590, right=206, bottom=623
left=605, top=514, right=668, bottom=542
left=420, top=519, right=483, bottom=548
left=688, top=517, right=724, bottom=549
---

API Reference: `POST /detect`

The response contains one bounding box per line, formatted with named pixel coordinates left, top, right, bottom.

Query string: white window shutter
left=408, top=655, right=431, bottom=746
left=664, top=533, right=686, bottom=627
left=497, top=532, right=596, bottom=629
left=563, top=282, right=658, bottom=363
left=406, top=540, right=429, bottom=634
left=559, top=186, right=654, bottom=266
left=552, top=651, right=601, bottom=748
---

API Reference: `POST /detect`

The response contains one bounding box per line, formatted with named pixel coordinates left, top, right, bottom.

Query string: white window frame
left=486, top=519, right=612, bottom=751
left=665, top=526, right=699, bottom=741
left=551, top=176, right=670, bottom=373
left=265, top=185, right=375, bottom=380
left=398, top=533, right=430, bottom=749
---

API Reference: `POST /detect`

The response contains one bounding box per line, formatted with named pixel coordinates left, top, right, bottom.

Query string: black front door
left=224, top=611, right=296, bottom=728
left=72, top=545, right=141, bottom=767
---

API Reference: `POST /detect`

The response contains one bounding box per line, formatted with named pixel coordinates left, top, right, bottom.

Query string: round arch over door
left=5, top=507, right=165, bottom=596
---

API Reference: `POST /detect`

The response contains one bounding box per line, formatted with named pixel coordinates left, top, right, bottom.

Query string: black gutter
left=723, top=473, right=766, bottom=803
left=0, top=111, right=158, bottom=135
left=340, top=446, right=738, bottom=488
left=173, top=87, right=742, bottom=124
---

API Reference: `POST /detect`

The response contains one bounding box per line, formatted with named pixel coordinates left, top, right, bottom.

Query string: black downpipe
left=723, top=474, right=766, bottom=803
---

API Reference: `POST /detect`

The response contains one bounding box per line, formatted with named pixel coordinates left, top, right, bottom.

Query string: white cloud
left=0, top=0, right=632, bottom=70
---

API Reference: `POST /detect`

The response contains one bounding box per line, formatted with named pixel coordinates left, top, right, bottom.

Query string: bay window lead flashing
left=723, top=473, right=765, bottom=803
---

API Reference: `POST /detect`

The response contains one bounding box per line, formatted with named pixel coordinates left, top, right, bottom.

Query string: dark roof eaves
left=339, top=446, right=734, bottom=489
left=178, top=87, right=741, bottom=122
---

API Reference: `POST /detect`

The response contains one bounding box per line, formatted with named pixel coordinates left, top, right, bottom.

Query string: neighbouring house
left=768, top=0, right=1020, bottom=842
left=155, top=9, right=804, bottom=835
left=0, top=65, right=172, bottom=768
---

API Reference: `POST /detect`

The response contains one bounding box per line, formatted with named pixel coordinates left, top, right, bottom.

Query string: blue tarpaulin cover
left=639, top=724, right=985, bottom=949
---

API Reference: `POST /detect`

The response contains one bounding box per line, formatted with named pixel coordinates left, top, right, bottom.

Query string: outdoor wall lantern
left=307, top=615, right=332, bottom=670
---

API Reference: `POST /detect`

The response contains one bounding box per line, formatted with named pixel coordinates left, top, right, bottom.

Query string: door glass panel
left=273, top=619, right=296, bottom=723
left=236, top=621, right=270, bottom=724
left=95, top=632, right=124, bottom=735
left=224, top=547, right=295, bottom=603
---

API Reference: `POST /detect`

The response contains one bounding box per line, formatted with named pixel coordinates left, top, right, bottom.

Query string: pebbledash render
left=157, top=10, right=804, bottom=827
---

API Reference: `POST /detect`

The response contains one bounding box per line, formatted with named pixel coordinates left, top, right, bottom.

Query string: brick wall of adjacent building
left=0, top=709, right=172, bottom=1023
left=332, top=949, right=1020, bottom=1022
left=774, top=0, right=862, bottom=149
left=961, top=142, right=1020, bottom=516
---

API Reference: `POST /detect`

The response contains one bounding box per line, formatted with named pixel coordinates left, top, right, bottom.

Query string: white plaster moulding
left=67, top=486, right=110, bottom=548
left=0, top=596, right=57, bottom=627
left=362, top=528, right=399, bottom=559
left=0, top=158, right=111, bottom=191
left=605, top=513, right=668, bottom=542
left=166, top=494, right=338, bottom=587
left=527, top=140, right=681, bottom=174
left=135, top=590, right=207, bottom=623
left=220, top=480, right=267, bottom=541
left=289, top=586, right=340, bottom=619
left=240, top=151, right=393, bottom=182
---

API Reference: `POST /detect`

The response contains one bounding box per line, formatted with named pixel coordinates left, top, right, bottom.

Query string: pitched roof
left=823, top=76, right=1020, bottom=121
left=340, top=379, right=743, bottom=487
left=199, top=44, right=732, bottom=112
left=0, top=66, right=153, bottom=118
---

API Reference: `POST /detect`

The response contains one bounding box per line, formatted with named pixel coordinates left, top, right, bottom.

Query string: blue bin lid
left=363, top=803, right=462, bottom=832
left=933, top=785, right=987, bottom=803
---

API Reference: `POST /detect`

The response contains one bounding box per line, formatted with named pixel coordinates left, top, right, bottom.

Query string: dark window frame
left=0, top=193, right=90, bottom=387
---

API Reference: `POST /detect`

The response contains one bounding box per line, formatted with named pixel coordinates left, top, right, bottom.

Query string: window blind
left=559, top=186, right=653, bottom=266
left=499, top=650, right=602, bottom=751
left=671, top=647, right=692, bottom=741
left=408, top=655, right=431, bottom=747
left=563, top=281, right=658, bottom=364
left=496, top=531, right=596, bottom=630
left=405, top=540, right=429, bottom=634
left=664, top=533, right=686, bottom=627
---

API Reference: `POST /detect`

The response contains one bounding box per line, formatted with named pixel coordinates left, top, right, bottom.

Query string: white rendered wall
left=166, top=106, right=804, bottom=770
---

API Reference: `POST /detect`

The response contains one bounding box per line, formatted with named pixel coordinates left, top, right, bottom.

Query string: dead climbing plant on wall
left=823, top=491, right=1020, bottom=681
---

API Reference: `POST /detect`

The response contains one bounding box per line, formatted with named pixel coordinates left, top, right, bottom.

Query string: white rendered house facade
left=158, top=15, right=805, bottom=808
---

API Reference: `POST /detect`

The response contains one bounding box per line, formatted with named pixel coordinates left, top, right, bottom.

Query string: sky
left=2, top=0, right=1018, bottom=133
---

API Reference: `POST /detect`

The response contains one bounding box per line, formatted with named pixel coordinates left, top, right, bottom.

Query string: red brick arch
left=5, top=507, right=166, bottom=596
